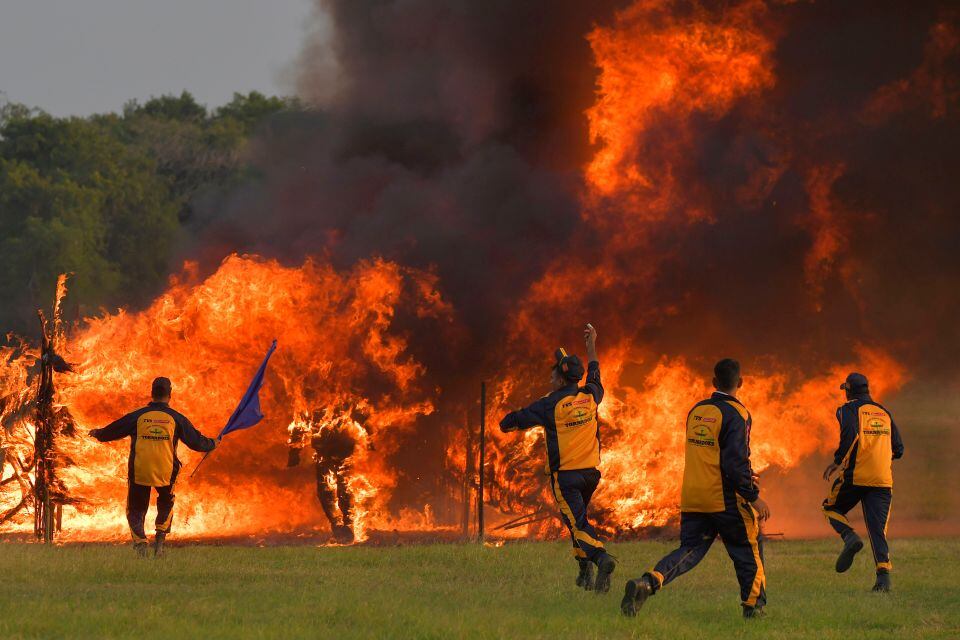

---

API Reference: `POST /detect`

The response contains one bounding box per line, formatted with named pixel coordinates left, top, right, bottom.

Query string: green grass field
left=0, top=538, right=957, bottom=639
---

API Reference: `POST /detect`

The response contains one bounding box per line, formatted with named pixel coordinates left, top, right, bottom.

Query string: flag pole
left=188, top=339, right=276, bottom=480
left=189, top=448, right=215, bottom=479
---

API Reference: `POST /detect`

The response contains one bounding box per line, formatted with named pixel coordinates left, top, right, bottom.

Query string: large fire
left=2, top=0, right=941, bottom=542
left=2, top=255, right=448, bottom=540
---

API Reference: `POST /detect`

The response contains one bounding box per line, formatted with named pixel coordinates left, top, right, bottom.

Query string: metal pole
left=462, top=412, right=472, bottom=539
left=478, top=381, right=485, bottom=542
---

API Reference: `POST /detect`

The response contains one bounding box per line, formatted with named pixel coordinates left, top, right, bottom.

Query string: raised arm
left=584, top=323, right=598, bottom=363
left=89, top=412, right=138, bottom=442
left=582, top=324, right=603, bottom=404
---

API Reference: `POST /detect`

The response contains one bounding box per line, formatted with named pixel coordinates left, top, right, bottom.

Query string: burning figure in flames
left=499, top=324, right=617, bottom=594
left=287, top=402, right=371, bottom=544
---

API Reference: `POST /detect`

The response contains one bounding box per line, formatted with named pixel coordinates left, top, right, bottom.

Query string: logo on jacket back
left=688, top=425, right=716, bottom=447
left=864, top=418, right=890, bottom=436
left=142, top=425, right=171, bottom=441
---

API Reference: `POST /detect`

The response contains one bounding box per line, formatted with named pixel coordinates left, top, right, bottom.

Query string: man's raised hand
left=584, top=323, right=598, bottom=362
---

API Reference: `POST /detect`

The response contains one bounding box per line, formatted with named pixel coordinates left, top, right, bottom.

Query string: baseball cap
left=553, top=348, right=585, bottom=382
left=840, top=372, right=869, bottom=392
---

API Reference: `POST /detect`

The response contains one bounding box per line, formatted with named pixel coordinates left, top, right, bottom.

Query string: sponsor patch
left=688, top=425, right=716, bottom=447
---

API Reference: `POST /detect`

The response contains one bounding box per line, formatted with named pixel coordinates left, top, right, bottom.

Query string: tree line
left=0, top=91, right=295, bottom=333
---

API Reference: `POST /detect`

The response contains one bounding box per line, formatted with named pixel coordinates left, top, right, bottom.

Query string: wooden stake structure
left=477, top=381, right=485, bottom=543
left=33, top=275, right=72, bottom=543
left=34, top=310, right=56, bottom=543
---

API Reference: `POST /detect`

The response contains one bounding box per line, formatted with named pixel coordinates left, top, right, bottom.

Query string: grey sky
left=0, top=0, right=325, bottom=116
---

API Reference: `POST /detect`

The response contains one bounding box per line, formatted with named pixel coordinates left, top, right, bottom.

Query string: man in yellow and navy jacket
left=822, top=372, right=903, bottom=592
left=621, top=359, right=771, bottom=620
left=499, top=324, right=617, bottom=594
left=89, top=377, right=217, bottom=556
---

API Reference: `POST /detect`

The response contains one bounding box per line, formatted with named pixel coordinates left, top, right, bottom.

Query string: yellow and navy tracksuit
left=90, top=401, right=216, bottom=542
left=822, top=394, right=903, bottom=573
left=637, top=392, right=766, bottom=609
left=499, top=360, right=607, bottom=564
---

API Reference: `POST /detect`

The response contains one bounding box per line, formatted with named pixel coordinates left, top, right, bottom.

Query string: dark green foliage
left=215, top=91, right=294, bottom=134
left=0, top=91, right=294, bottom=331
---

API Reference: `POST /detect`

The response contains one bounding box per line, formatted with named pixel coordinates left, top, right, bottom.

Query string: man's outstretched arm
left=176, top=415, right=218, bottom=452
left=500, top=396, right=552, bottom=433
left=89, top=412, right=137, bottom=442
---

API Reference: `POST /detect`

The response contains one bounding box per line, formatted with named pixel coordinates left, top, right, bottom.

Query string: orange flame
left=585, top=0, right=775, bottom=213
left=1, top=1, right=927, bottom=542
left=2, top=254, right=449, bottom=541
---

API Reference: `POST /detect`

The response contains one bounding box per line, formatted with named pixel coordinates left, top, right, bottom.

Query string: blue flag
left=218, top=340, right=277, bottom=439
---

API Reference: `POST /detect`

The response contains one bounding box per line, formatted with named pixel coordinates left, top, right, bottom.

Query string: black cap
left=553, top=348, right=585, bottom=382
left=840, top=372, right=869, bottom=392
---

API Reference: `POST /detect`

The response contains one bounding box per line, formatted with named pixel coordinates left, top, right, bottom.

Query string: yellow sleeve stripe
left=724, top=400, right=750, bottom=421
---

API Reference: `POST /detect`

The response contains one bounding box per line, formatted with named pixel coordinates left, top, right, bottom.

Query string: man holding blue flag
left=89, top=376, right=217, bottom=557
left=90, top=341, right=276, bottom=556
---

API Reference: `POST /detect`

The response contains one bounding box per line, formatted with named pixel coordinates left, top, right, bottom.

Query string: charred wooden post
left=32, top=275, right=74, bottom=543
left=477, top=381, right=485, bottom=543
left=34, top=310, right=57, bottom=543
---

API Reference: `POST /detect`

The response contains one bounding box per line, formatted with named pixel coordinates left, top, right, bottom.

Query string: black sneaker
left=133, top=542, right=148, bottom=558
left=872, top=572, right=891, bottom=593
left=835, top=533, right=863, bottom=573
left=594, top=555, right=617, bottom=594
left=621, top=575, right=654, bottom=617
left=153, top=533, right=166, bottom=558
left=576, top=559, right=595, bottom=591
left=743, top=605, right=765, bottom=619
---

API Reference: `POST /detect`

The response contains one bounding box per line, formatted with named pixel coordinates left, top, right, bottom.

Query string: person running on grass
left=621, top=358, right=771, bottom=619
left=89, top=377, right=217, bottom=557
left=822, top=372, right=903, bottom=592
left=499, top=324, right=617, bottom=594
